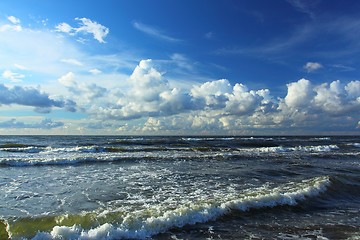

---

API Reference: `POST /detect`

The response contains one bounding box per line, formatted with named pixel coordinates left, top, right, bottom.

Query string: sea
left=0, top=135, right=359, bottom=240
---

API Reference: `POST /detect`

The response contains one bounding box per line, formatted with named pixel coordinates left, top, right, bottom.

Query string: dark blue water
left=0, top=136, right=359, bottom=239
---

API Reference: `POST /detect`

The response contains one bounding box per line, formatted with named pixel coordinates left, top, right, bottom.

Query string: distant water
left=0, top=135, right=359, bottom=239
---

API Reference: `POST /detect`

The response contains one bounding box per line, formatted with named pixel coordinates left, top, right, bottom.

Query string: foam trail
left=27, top=176, right=330, bottom=240
left=258, top=145, right=339, bottom=153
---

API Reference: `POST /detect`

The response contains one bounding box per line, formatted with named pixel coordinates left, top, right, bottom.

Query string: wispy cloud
left=204, top=31, right=214, bottom=39
left=61, top=58, right=83, bottom=66
left=286, top=0, right=321, bottom=19
left=331, top=64, right=355, bottom=72
left=215, top=14, right=360, bottom=62
left=56, top=17, right=109, bottom=43
left=133, top=21, right=181, bottom=42
left=2, top=70, right=25, bottom=82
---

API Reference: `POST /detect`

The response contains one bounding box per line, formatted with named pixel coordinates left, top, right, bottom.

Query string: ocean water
left=0, top=136, right=359, bottom=240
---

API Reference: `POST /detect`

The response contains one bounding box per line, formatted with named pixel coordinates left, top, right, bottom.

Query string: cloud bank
left=0, top=118, right=64, bottom=129
left=57, top=59, right=360, bottom=134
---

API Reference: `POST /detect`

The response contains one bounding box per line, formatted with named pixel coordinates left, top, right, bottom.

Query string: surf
left=2, top=176, right=331, bottom=240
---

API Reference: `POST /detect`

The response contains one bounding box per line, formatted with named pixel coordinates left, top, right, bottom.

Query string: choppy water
left=0, top=135, right=359, bottom=239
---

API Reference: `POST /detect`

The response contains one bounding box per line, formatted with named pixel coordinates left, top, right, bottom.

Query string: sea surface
left=0, top=135, right=359, bottom=240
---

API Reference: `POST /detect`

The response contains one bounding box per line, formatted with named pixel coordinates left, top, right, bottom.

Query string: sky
left=0, top=0, right=360, bottom=135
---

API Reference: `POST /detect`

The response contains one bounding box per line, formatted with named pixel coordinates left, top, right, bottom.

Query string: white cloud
left=55, top=22, right=73, bottom=34
left=129, top=59, right=169, bottom=102
left=89, top=68, right=102, bottom=75
left=225, top=84, right=263, bottom=115
left=280, top=78, right=360, bottom=127
left=69, top=60, right=359, bottom=134
left=304, top=62, right=323, bottom=72
left=285, top=78, right=314, bottom=108
left=0, top=16, right=22, bottom=32
left=56, top=18, right=109, bottom=43
left=0, top=12, right=358, bottom=134
left=2, top=70, right=25, bottom=82
left=191, top=79, right=232, bottom=107
left=345, top=80, right=360, bottom=99
left=58, top=72, right=108, bottom=102
left=61, top=58, right=83, bottom=66
left=133, top=21, right=181, bottom=42
left=312, top=80, right=360, bottom=114
left=58, top=72, right=76, bottom=87
left=7, top=16, right=20, bottom=24
left=75, top=18, right=109, bottom=43
left=0, top=23, right=22, bottom=32
left=13, top=63, right=28, bottom=70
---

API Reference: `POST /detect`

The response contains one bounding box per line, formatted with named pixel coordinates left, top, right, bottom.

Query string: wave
left=350, top=143, right=360, bottom=148
left=256, top=144, right=339, bottom=153
left=181, top=137, right=235, bottom=141
left=309, top=137, right=331, bottom=141
left=2, top=176, right=331, bottom=240
left=0, top=143, right=345, bottom=167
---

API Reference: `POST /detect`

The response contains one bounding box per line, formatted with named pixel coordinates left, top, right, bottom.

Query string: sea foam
left=28, top=176, right=331, bottom=240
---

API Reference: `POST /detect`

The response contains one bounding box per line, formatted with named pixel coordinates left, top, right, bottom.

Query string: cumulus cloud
left=345, top=80, right=360, bottom=98
left=56, top=17, right=109, bottom=43
left=52, top=59, right=360, bottom=134
left=129, top=59, right=169, bottom=102
left=304, top=62, right=323, bottom=72
left=285, top=78, right=314, bottom=108
left=58, top=72, right=107, bottom=101
left=191, top=79, right=232, bottom=107
left=283, top=78, right=360, bottom=115
left=225, top=84, right=264, bottom=115
left=0, top=118, right=64, bottom=129
left=83, top=59, right=193, bottom=120
left=82, top=59, right=278, bottom=127
left=313, top=80, right=360, bottom=114
left=0, top=84, right=76, bottom=113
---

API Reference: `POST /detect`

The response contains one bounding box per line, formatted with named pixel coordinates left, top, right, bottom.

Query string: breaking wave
left=1, top=176, right=331, bottom=240
left=256, top=145, right=340, bottom=153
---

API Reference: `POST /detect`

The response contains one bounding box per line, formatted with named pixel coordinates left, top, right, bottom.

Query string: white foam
left=33, top=176, right=331, bottom=240
left=0, top=146, right=42, bottom=153
left=43, top=146, right=105, bottom=154
left=351, top=143, right=360, bottom=148
left=257, top=145, right=339, bottom=153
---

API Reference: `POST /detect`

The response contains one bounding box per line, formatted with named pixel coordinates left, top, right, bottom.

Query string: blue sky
left=0, top=0, right=359, bottom=135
